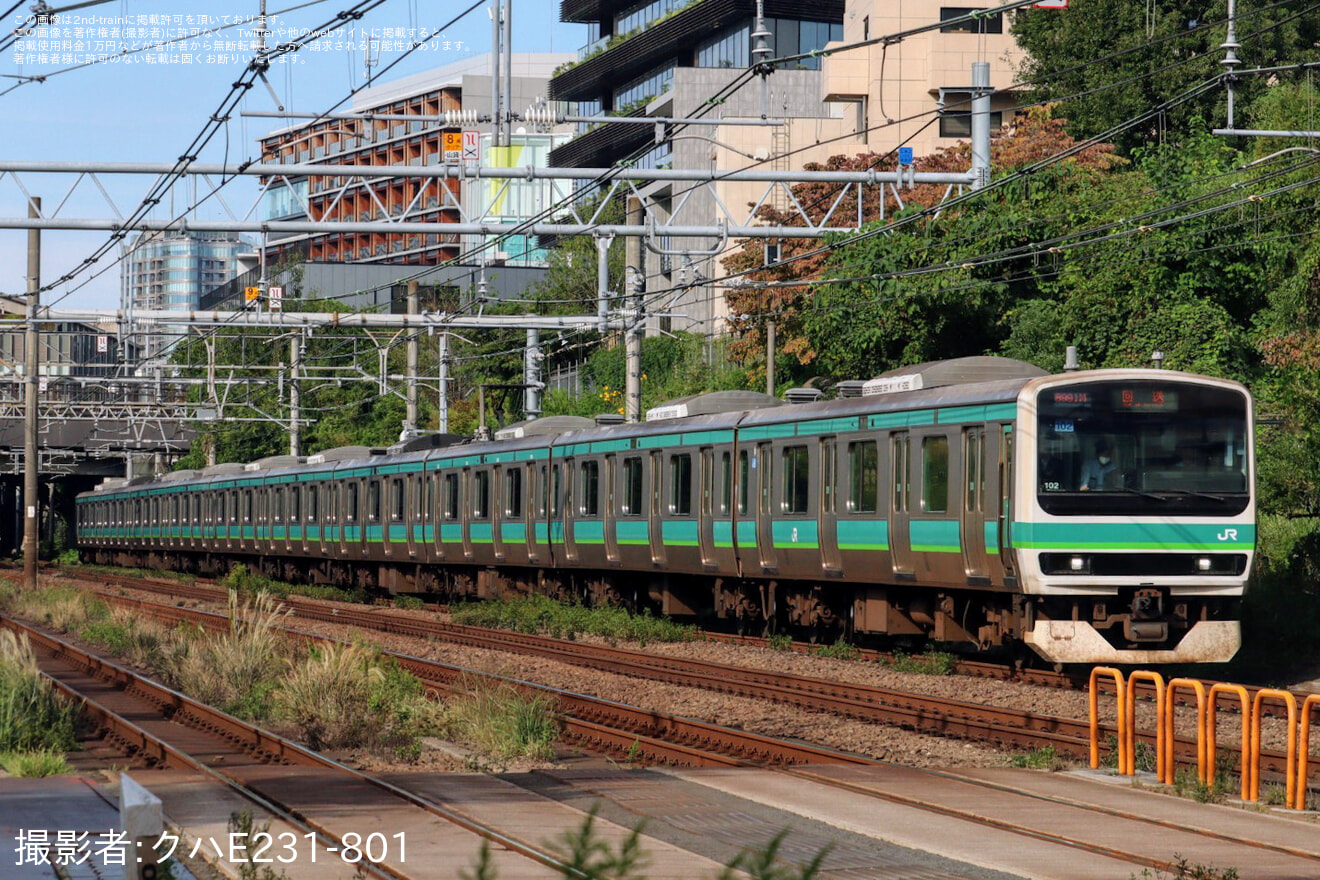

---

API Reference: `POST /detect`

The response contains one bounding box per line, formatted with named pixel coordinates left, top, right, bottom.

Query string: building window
left=613, top=62, right=674, bottom=110
left=939, top=8, right=1004, bottom=34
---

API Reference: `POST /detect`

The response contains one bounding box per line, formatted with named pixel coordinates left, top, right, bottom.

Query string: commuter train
left=76, top=356, right=1255, bottom=665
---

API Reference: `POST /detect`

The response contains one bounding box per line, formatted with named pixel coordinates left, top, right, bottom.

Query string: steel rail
left=60, top=588, right=1320, bottom=874
left=0, top=613, right=596, bottom=880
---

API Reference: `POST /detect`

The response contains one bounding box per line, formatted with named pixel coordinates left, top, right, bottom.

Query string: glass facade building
left=121, top=230, right=245, bottom=360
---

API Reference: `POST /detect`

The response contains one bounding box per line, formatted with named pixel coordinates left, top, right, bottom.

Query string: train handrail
left=1125, top=670, right=1166, bottom=780
left=1164, top=677, right=1207, bottom=785
left=1249, top=688, right=1297, bottom=805
left=1090, top=666, right=1128, bottom=773
left=1294, top=694, right=1320, bottom=810
left=1206, top=682, right=1252, bottom=802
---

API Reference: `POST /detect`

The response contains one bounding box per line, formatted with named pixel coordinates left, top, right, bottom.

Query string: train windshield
left=1036, top=380, right=1249, bottom=516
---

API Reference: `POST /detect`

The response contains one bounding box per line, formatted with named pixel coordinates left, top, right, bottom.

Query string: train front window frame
left=1035, top=379, right=1250, bottom=516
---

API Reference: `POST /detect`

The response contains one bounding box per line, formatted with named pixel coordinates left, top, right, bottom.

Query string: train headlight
left=1070, top=556, right=1087, bottom=572
left=1196, top=557, right=1213, bottom=572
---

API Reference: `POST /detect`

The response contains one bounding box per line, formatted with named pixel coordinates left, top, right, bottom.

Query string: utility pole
left=23, top=196, right=40, bottom=590
left=502, top=0, right=513, bottom=148
left=595, top=233, right=614, bottom=334
left=406, top=280, right=419, bottom=434
left=765, top=318, right=776, bottom=398
left=490, top=1, right=502, bottom=147
left=524, top=328, right=541, bottom=420
left=438, top=332, right=450, bottom=434
left=289, top=333, right=302, bottom=456
left=624, top=195, right=643, bottom=423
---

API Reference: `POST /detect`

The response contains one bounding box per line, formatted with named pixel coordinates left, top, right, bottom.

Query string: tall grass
left=222, top=563, right=365, bottom=604
left=452, top=596, right=697, bottom=644
left=440, top=676, right=558, bottom=765
left=0, top=748, right=71, bottom=777
left=0, top=630, right=79, bottom=753
left=274, top=642, right=440, bottom=754
left=158, top=590, right=290, bottom=720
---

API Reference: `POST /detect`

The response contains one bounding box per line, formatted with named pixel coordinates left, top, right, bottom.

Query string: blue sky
left=0, top=0, right=586, bottom=310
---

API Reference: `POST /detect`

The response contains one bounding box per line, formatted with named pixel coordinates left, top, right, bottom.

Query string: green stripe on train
left=1012, top=521, right=1255, bottom=550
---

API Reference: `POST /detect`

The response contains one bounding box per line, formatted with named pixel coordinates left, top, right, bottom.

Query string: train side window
left=892, top=434, right=910, bottom=512
left=244, top=490, right=254, bottom=524
left=289, top=485, right=300, bottom=523
left=849, top=440, right=878, bottom=513
left=822, top=442, right=837, bottom=514
left=443, top=473, right=459, bottom=520
left=551, top=465, right=562, bottom=518
left=670, top=453, right=692, bottom=516
left=738, top=450, right=750, bottom=515
left=536, top=465, right=548, bottom=517
left=622, top=457, right=643, bottom=516
left=781, top=445, right=810, bottom=515
left=581, top=461, right=600, bottom=516
left=305, top=485, right=317, bottom=522
left=424, top=475, right=434, bottom=521
left=506, top=467, right=523, bottom=518
left=922, top=436, right=949, bottom=514
left=473, top=471, right=490, bottom=519
left=965, top=430, right=984, bottom=513
left=701, top=451, right=714, bottom=515
left=390, top=478, right=404, bottom=521
left=719, top=451, right=732, bottom=515
left=413, top=476, right=424, bottom=520
left=271, top=487, right=282, bottom=523
left=346, top=483, right=360, bottom=523
left=367, top=480, right=381, bottom=522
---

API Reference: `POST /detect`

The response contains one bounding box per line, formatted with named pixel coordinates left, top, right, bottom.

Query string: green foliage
left=54, top=549, right=80, bottom=566
left=1010, top=746, right=1067, bottom=771
left=766, top=633, right=794, bottom=651
left=717, top=830, right=829, bottom=880
left=1131, top=855, right=1240, bottom=880
left=229, top=811, right=290, bottom=880
left=1012, top=1, right=1320, bottom=157
left=440, top=677, right=558, bottom=766
left=451, top=596, right=698, bottom=644
left=0, top=749, right=71, bottom=777
left=1231, top=516, right=1320, bottom=677
left=883, top=647, right=956, bottom=675
left=810, top=640, right=859, bottom=661
left=0, top=631, right=79, bottom=754
left=221, top=563, right=364, bottom=604
left=393, top=595, right=426, bottom=611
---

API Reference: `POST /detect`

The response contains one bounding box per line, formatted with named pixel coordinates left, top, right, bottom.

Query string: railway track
left=0, top=614, right=593, bottom=880
left=74, top=570, right=1300, bottom=778
left=12, top=594, right=1320, bottom=878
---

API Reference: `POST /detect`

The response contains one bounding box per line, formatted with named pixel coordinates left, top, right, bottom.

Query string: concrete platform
left=0, top=776, right=201, bottom=880
left=660, top=763, right=1320, bottom=880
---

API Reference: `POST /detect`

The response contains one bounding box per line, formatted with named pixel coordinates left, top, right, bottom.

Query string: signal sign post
left=443, top=131, right=462, bottom=163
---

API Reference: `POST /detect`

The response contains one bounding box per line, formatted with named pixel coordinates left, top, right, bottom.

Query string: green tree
left=1011, top=1, right=1320, bottom=154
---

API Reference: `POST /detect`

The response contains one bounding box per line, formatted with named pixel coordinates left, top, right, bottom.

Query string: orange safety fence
left=1089, top=666, right=1127, bottom=773
left=1163, top=678, right=1208, bottom=786
left=1249, top=688, right=1298, bottom=806
left=1207, top=682, right=1252, bottom=802
left=1125, top=670, right=1166, bottom=780
left=1295, top=694, right=1320, bottom=811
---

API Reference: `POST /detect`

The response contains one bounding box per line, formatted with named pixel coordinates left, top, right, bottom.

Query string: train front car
left=1016, top=370, right=1254, bottom=664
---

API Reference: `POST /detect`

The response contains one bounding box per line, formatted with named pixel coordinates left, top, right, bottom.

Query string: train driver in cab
left=1078, top=439, right=1117, bottom=491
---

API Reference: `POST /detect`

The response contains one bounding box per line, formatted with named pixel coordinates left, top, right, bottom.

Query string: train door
left=998, top=426, right=1016, bottom=582
left=460, top=470, right=475, bottom=561
left=527, top=464, right=544, bottom=564
left=755, top=442, right=777, bottom=573
left=961, top=427, right=989, bottom=583
left=647, top=451, right=666, bottom=567
left=604, top=454, right=620, bottom=564
left=407, top=474, right=421, bottom=558
left=698, top=448, right=716, bottom=569
left=889, top=431, right=914, bottom=577
left=491, top=466, right=506, bottom=562
left=819, top=438, right=843, bottom=575
left=561, top=460, right=579, bottom=563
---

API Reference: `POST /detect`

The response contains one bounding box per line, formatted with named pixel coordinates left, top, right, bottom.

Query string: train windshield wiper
left=1111, top=488, right=1169, bottom=502
left=1155, top=488, right=1232, bottom=502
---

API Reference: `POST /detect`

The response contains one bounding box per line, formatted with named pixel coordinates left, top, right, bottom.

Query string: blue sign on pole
left=898, top=147, right=914, bottom=165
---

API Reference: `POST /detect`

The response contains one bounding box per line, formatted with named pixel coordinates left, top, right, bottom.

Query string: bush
left=810, top=640, right=860, bottom=661
left=884, top=647, right=957, bottom=675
